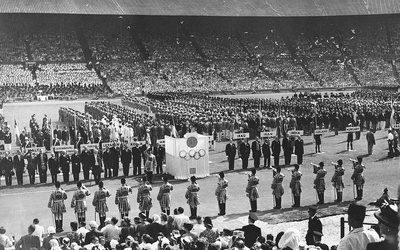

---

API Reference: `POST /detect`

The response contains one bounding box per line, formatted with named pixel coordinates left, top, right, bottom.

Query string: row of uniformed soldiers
left=245, top=156, right=365, bottom=211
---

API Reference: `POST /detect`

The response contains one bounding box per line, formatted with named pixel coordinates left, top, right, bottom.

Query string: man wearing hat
left=366, top=203, right=399, bottom=250
left=312, top=231, right=329, bottom=250
left=305, top=206, right=322, bottom=246
left=238, top=213, right=261, bottom=248
left=365, top=128, right=375, bottom=155
left=337, top=203, right=380, bottom=250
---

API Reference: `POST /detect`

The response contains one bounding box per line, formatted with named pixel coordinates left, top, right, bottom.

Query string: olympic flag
left=165, top=133, right=210, bottom=179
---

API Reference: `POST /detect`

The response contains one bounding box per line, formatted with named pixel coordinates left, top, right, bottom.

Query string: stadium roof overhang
left=1, top=0, right=399, bottom=16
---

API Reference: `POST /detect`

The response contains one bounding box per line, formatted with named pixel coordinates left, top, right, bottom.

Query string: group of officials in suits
left=225, top=135, right=304, bottom=170
left=0, top=141, right=165, bottom=186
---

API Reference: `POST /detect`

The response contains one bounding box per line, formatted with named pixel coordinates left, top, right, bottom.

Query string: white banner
left=102, top=142, right=121, bottom=149
left=80, top=143, right=98, bottom=151
left=288, top=130, right=304, bottom=136
left=314, top=129, right=329, bottom=135
left=260, top=131, right=276, bottom=138
left=233, top=133, right=250, bottom=140
left=346, top=127, right=360, bottom=132
left=53, top=145, right=74, bottom=152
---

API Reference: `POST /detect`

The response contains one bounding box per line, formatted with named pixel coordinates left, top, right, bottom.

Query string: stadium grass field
left=0, top=92, right=397, bottom=247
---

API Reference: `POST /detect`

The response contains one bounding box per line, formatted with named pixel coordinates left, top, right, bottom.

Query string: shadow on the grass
left=336, top=149, right=349, bottom=154
left=212, top=200, right=357, bottom=223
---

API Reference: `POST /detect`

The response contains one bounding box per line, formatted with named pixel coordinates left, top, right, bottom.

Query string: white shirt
left=388, top=133, right=394, bottom=140
left=32, top=224, right=45, bottom=243
left=337, top=227, right=380, bottom=250
left=192, top=223, right=206, bottom=235
left=173, top=214, right=190, bottom=230
left=77, top=227, right=90, bottom=241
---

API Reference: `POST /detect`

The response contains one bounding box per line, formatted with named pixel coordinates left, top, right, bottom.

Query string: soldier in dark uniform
left=314, top=130, right=322, bottom=153
left=59, top=151, right=70, bottom=183
left=305, top=206, right=322, bottom=246
left=225, top=139, right=236, bottom=170
left=132, top=142, right=142, bottom=176
left=282, top=134, right=291, bottom=166
left=110, top=143, right=120, bottom=177
left=13, top=149, right=25, bottom=185
left=351, top=156, right=365, bottom=201
left=80, top=146, right=91, bottom=180
left=102, top=146, right=112, bottom=178
left=271, top=136, right=281, bottom=167
left=48, top=181, right=67, bottom=232
left=262, top=138, right=271, bottom=168
left=120, top=144, right=132, bottom=176
left=294, top=135, right=304, bottom=165
left=239, top=139, right=250, bottom=169
left=3, top=151, right=13, bottom=186
left=71, top=149, right=81, bottom=181
left=25, top=151, right=37, bottom=184
left=347, top=123, right=354, bottom=151
left=36, top=149, right=48, bottom=183
left=251, top=136, right=262, bottom=168
left=48, top=152, right=60, bottom=183
left=154, top=143, right=165, bottom=175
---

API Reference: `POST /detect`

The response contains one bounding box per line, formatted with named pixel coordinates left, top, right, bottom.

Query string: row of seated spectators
left=1, top=15, right=400, bottom=62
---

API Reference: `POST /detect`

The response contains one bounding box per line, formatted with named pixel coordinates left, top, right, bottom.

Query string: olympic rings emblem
left=179, top=149, right=206, bottom=161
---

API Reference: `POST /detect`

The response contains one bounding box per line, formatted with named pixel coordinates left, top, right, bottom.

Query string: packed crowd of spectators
left=36, top=63, right=103, bottom=86
left=29, top=26, right=84, bottom=62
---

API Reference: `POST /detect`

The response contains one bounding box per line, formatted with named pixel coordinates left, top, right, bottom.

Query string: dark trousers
left=274, top=196, right=282, bottom=209
left=133, top=164, right=141, bottom=176
left=228, top=156, right=235, bottom=170
left=112, top=166, right=119, bottom=177
left=73, top=172, right=79, bottom=181
left=263, top=155, right=270, bottom=167
left=156, top=160, right=163, bottom=174
left=28, top=169, right=35, bottom=184
left=273, top=155, right=279, bottom=166
left=83, top=167, right=90, bottom=180
left=254, top=156, right=260, bottom=168
left=292, top=194, right=301, bottom=207
left=39, top=169, right=47, bottom=183
left=189, top=206, right=197, bottom=219
left=122, top=163, right=130, bottom=176
left=5, top=174, right=12, bottom=186
left=297, top=154, right=303, bottom=165
left=241, top=157, right=249, bottom=169
left=16, top=170, right=23, bottom=185
left=146, top=171, right=153, bottom=183
left=218, top=203, right=226, bottom=215
left=104, top=167, right=112, bottom=178
left=284, top=152, right=291, bottom=165
left=93, top=166, right=101, bottom=184
left=51, top=172, right=58, bottom=183
left=63, top=172, right=69, bottom=183
left=250, top=199, right=257, bottom=212
left=317, top=192, right=324, bottom=204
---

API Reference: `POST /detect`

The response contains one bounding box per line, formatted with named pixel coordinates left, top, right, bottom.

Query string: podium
left=165, top=133, right=209, bottom=180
